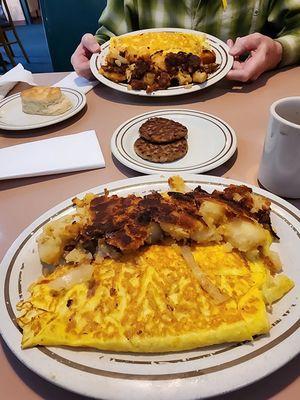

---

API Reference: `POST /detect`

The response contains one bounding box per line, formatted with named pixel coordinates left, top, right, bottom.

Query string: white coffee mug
left=258, top=97, right=300, bottom=198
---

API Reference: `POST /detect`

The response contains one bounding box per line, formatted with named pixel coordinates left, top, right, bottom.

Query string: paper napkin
left=0, top=65, right=98, bottom=100
left=0, top=130, right=105, bottom=180
left=54, top=71, right=99, bottom=94
left=0, top=64, right=36, bottom=100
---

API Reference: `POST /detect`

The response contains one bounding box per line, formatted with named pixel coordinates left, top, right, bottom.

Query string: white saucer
left=111, top=109, right=237, bottom=174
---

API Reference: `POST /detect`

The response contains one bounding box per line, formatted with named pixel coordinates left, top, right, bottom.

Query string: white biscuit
left=21, top=86, right=72, bottom=116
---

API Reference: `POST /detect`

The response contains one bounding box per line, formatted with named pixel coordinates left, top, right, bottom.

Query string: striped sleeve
left=268, top=0, right=300, bottom=66
left=95, top=0, right=138, bottom=44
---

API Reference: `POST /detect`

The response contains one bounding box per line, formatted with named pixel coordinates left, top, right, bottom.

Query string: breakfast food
left=21, top=86, right=72, bottom=116
left=139, top=117, right=188, bottom=143
left=134, top=117, right=189, bottom=162
left=17, top=177, right=294, bottom=352
left=100, top=32, right=218, bottom=92
left=35, top=178, right=281, bottom=261
left=134, top=137, right=188, bottom=162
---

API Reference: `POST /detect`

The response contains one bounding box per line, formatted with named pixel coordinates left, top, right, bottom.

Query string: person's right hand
left=71, top=33, right=101, bottom=79
left=226, top=33, right=282, bottom=82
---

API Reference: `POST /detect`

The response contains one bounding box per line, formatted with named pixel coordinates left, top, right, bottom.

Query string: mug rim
left=270, top=96, right=300, bottom=130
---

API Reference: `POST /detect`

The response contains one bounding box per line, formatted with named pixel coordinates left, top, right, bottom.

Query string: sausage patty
left=139, top=117, right=188, bottom=143
left=134, top=137, right=188, bottom=163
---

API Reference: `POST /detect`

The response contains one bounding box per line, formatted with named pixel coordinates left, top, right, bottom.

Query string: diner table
left=0, top=66, right=300, bottom=400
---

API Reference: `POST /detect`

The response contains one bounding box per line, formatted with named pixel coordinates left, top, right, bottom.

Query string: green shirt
left=95, top=0, right=300, bottom=67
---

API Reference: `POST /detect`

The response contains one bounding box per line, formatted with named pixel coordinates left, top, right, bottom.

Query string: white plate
left=1, top=174, right=299, bottom=400
left=90, top=28, right=234, bottom=97
left=0, top=88, right=86, bottom=131
left=111, top=109, right=237, bottom=174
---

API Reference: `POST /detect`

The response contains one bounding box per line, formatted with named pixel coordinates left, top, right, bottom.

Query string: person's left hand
left=226, top=33, right=283, bottom=82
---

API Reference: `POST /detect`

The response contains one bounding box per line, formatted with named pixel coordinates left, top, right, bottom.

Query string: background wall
left=40, top=0, right=106, bottom=72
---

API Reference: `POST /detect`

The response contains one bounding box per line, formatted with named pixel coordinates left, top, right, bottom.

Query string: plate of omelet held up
left=90, top=28, right=234, bottom=96
left=0, top=174, right=299, bottom=400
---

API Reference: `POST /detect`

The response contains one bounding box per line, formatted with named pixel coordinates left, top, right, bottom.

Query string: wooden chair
left=0, top=0, right=30, bottom=65
left=0, top=49, right=7, bottom=71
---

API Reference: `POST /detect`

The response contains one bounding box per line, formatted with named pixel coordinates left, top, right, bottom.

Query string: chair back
left=1, top=0, right=13, bottom=25
left=0, top=2, right=8, bottom=25
left=40, top=0, right=106, bottom=71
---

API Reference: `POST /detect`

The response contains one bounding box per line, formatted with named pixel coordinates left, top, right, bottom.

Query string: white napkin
left=0, top=65, right=98, bottom=100
left=0, top=130, right=105, bottom=180
left=0, top=64, right=36, bottom=100
left=53, top=71, right=99, bottom=94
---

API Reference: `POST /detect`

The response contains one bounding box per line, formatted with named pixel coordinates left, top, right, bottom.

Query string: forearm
left=275, top=30, right=300, bottom=67
left=268, top=0, right=300, bottom=67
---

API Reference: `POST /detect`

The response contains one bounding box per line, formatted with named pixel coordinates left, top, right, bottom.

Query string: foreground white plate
left=0, top=174, right=299, bottom=400
left=90, top=28, right=234, bottom=97
left=0, top=88, right=86, bottom=131
left=111, top=109, right=237, bottom=174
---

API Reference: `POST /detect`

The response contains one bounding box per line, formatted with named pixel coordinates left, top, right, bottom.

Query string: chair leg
left=0, top=52, right=8, bottom=72
left=1, top=32, right=15, bottom=63
left=11, top=27, right=30, bottom=63
left=2, top=42, right=16, bottom=66
left=3, top=31, right=15, bottom=56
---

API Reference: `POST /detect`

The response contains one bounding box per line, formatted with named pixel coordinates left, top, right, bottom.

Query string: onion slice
left=268, top=250, right=282, bottom=273
left=116, top=53, right=129, bottom=64
left=48, top=264, right=94, bottom=291
left=180, top=246, right=229, bottom=304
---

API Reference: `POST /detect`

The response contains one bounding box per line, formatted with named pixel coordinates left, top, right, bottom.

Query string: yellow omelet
left=17, top=243, right=293, bottom=352
left=108, top=32, right=208, bottom=60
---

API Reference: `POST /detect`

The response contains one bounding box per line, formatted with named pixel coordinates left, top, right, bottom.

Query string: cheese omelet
left=17, top=179, right=294, bottom=352
left=108, top=32, right=208, bottom=61
left=18, top=243, right=293, bottom=352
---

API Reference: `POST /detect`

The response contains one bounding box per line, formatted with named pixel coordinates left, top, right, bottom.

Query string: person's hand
left=71, top=33, right=101, bottom=79
left=226, top=33, right=282, bottom=82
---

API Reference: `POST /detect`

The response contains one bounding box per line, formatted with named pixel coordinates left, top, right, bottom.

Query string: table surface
left=0, top=68, right=299, bottom=400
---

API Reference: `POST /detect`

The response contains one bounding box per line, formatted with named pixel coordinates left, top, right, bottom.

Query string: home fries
left=17, top=177, right=294, bottom=352
left=99, top=32, right=218, bottom=92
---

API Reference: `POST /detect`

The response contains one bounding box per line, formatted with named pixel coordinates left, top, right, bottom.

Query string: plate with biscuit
left=111, top=109, right=237, bottom=174
left=90, top=28, right=233, bottom=96
left=0, top=86, right=86, bottom=131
